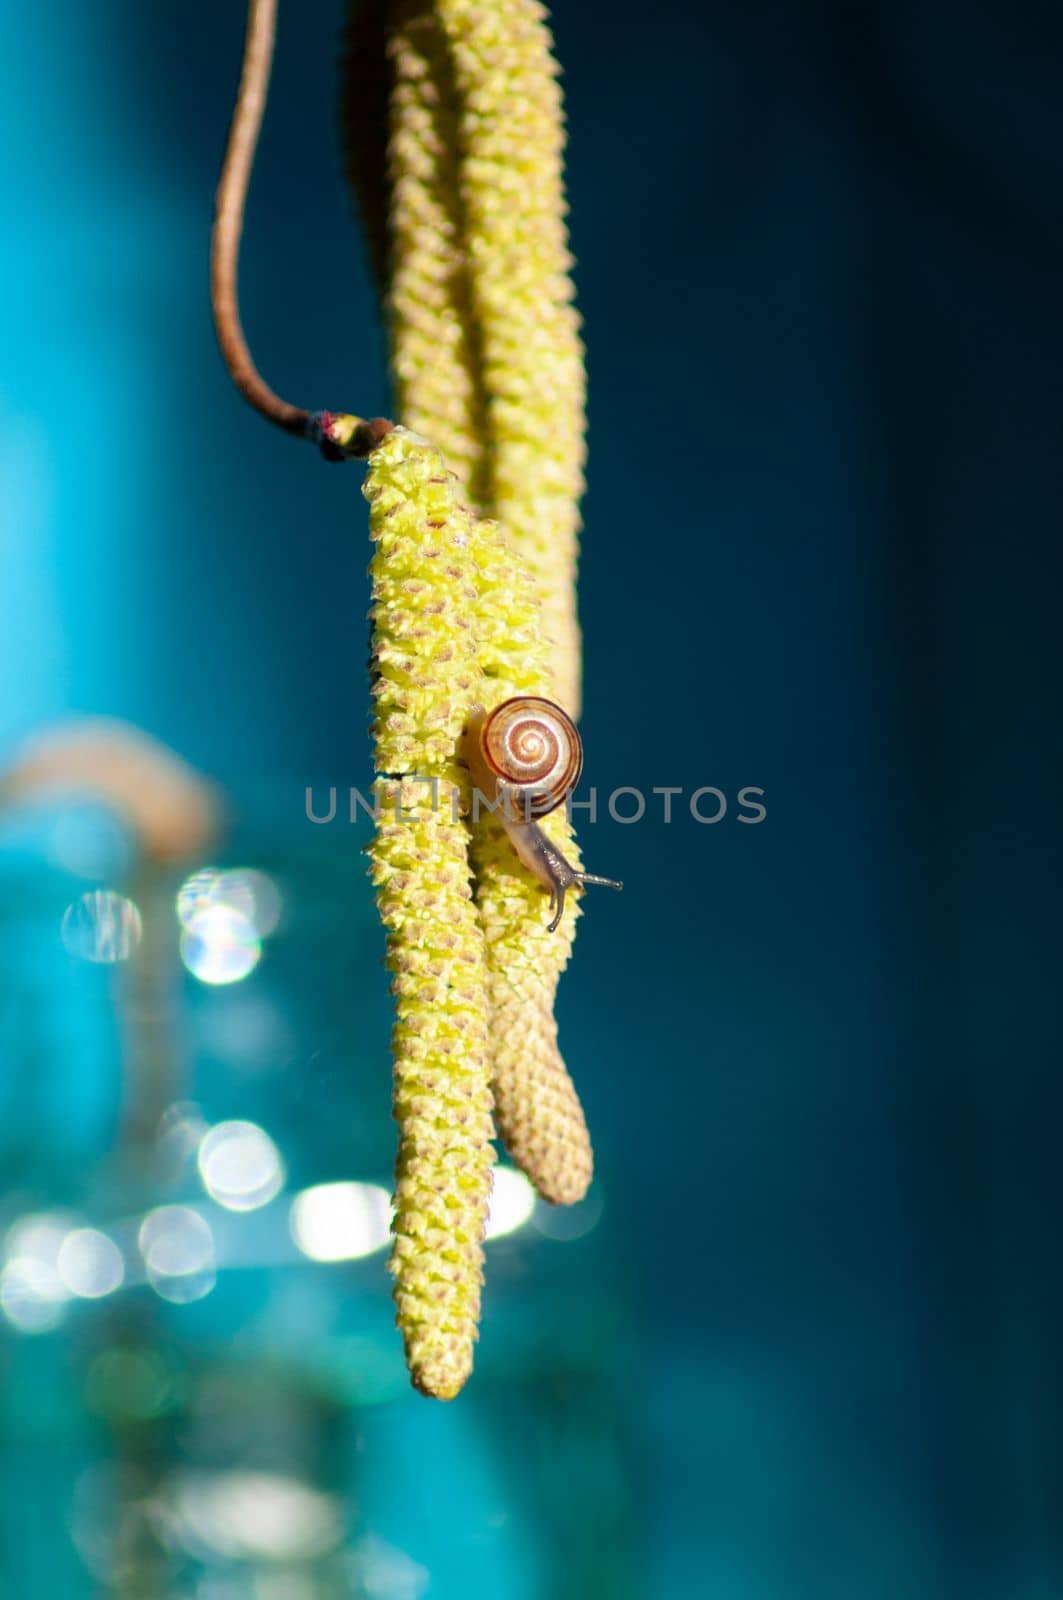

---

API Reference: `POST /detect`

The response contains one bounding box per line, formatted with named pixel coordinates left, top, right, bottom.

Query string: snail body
left=465, top=698, right=622, bottom=932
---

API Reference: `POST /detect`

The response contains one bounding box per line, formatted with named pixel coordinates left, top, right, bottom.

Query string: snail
left=464, top=697, right=623, bottom=932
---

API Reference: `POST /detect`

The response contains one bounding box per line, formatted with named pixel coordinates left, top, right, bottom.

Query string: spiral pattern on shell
left=480, top=698, right=582, bottom=818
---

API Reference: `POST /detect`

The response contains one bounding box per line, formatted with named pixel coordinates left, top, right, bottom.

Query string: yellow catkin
left=468, top=513, right=594, bottom=1205
left=385, top=0, right=488, bottom=503
left=433, top=0, right=586, bottom=716
left=367, top=0, right=594, bottom=1203
left=364, top=427, right=494, bottom=1400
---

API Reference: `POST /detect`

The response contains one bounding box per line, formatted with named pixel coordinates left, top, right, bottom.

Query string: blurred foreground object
left=1, top=718, right=220, bottom=863
left=0, top=805, right=638, bottom=1593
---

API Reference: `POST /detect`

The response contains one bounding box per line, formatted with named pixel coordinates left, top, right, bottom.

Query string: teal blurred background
left=2, top=1, right=1062, bottom=1595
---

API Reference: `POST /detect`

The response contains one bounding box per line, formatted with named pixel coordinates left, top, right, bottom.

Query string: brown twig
left=211, top=0, right=396, bottom=466
left=211, top=0, right=312, bottom=437
left=211, top=0, right=395, bottom=464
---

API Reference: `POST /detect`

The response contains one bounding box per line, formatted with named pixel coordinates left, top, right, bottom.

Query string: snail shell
left=478, top=697, right=583, bottom=818
left=465, top=697, right=621, bottom=933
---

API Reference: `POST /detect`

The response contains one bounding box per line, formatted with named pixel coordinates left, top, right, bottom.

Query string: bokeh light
left=138, top=1205, right=216, bottom=1303
left=5, top=1210, right=78, bottom=1266
left=60, top=889, right=142, bottom=962
left=196, top=1119, right=285, bottom=1212
left=165, top=1469, right=341, bottom=1563
left=289, top=1182, right=391, bottom=1263
left=177, top=866, right=282, bottom=936
left=57, top=1228, right=125, bottom=1298
left=485, top=1167, right=536, bottom=1240
left=0, top=1257, right=67, bottom=1333
left=180, top=904, right=261, bottom=985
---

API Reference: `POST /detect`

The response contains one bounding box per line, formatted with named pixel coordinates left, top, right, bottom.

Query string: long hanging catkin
left=432, top=0, right=586, bottom=717
left=364, top=426, right=495, bottom=1400
left=468, top=515, right=594, bottom=1204
left=344, top=2, right=596, bottom=1211
left=384, top=0, right=488, bottom=501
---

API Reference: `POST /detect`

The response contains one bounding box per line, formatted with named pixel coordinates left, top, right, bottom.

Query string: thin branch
left=211, top=0, right=313, bottom=437
left=211, top=0, right=393, bottom=458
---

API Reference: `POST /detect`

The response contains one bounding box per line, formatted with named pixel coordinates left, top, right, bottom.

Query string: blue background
left=2, top=2, right=1062, bottom=1594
